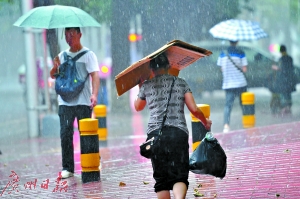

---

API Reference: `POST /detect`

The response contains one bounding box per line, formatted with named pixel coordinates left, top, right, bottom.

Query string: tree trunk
left=110, top=0, right=132, bottom=111
left=34, top=0, right=60, bottom=59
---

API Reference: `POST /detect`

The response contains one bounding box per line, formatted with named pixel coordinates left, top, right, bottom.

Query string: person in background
left=134, top=53, right=212, bottom=199
left=271, top=45, right=296, bottom=115
left=50, top=27, right=100, bottom=179
left=217, top=40, right=248, bottom=133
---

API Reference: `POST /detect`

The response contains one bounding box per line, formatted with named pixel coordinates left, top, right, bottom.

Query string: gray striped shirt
left=138, top=74, right=191, bottom=134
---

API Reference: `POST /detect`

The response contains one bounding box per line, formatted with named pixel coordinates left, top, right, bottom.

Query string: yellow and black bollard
left=79, top=118, right=100, bottom=183
left=94, top=105, right=107, bottom=141
left=241, top=92, right=255, bottom=128
left=190, top=104, right=210, bottom=151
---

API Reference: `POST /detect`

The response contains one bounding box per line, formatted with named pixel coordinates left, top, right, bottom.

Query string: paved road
left=0, top=84, right=27, bottom=141
left=1, top=83, right=300, bottom=198
left=192, top=86, right=300, bottom=133
left=0, top=117, right=300, bottom=198
left=1, top=83, right=300, bottom=141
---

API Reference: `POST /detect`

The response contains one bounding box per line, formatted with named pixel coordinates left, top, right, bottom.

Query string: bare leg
left=157, top=190, right=171, bottom=199
left=173, top=182, right=187, bottom=199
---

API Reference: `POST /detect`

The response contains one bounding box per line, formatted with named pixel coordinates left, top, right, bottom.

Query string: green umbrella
left=13, top=5, right=101, bottom=29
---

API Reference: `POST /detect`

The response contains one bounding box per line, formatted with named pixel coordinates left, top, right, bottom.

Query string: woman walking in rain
left=134, top=53, right=212, bottom=199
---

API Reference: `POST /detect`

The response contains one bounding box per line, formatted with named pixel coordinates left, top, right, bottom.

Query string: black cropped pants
left=148, top=126, right=189, bottom=193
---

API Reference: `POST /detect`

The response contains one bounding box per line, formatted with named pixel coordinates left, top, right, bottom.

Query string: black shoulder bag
left=139, top=76, right=176, bottom=159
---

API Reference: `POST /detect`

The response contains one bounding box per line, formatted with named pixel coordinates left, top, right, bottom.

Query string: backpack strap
left=72, top=50, right=89, bottom=61
left=55, top=50, right=89, bottom=77
left=62, top=50, right=89, bottom=62
left=63, top=52, right=68, bottom=60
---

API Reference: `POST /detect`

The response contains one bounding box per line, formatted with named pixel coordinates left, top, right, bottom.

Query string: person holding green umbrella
left=14, top=5, right=102, bottom=179
left=50, top=27, right=100, bottom=179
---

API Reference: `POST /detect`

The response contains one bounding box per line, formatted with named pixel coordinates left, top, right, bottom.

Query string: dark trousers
left=270, top=93, right=281, bottom=114
left=280, top=92, right=292, bottom=108
left=58, top=105, right=92, bottom=173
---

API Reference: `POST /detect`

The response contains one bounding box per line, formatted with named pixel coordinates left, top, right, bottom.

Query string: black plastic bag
left=189, top=134, right=227, bottom=179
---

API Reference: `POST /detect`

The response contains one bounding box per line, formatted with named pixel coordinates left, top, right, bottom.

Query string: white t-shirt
left=217, top=47, right=248, bottom=89
left=57, top=47, right=99, bottom=106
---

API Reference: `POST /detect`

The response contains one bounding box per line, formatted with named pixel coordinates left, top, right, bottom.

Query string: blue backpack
left=54, top=50, right=89, bottom=102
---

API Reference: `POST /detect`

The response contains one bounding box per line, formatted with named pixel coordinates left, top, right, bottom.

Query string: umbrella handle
left=53, top=56, right=61, bottom=74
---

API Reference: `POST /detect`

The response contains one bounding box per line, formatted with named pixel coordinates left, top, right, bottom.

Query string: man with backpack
left=50, top=27, right=100, bottom=179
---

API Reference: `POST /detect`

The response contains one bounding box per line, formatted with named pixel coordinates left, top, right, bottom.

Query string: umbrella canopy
left=13, top=5, right=101, bottom=29
left=209, top=19, right=267, bottom=41
left=115, top=40, right=212, bottom=96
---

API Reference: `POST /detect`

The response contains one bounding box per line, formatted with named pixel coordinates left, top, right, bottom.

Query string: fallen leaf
left=197, top=183, right=202, bottom=188
left=45, top=164, right=49, bottom=167
left=284, top=149, right=290, bottom=153
left=143, top=181, right=149, bottom=185
left=276, top=193, right=280, bottom=197
left=193, top=191, right=204, bottom=197
left=119, top=181, right=126, bottom=186
left=214, top=193, right=217, bottom=197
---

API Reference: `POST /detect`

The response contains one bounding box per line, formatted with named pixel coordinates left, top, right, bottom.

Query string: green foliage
left=0, top=0, right=14, bottom=9
left=253, top=0, right=299, bottom=24
left=0, top=0, right=13, bottom=3
left=127, top=0, right=242, bottom=43
left=290, top=0, right=299, bottom=23
left=214, top=0, right=241, bottom=21
left=54, top=0, right=111, bottom=23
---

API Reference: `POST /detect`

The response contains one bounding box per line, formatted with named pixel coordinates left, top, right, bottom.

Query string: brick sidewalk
left=1, top=121, right=300, bottom=198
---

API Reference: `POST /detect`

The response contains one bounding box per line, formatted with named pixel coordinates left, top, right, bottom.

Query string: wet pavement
left=1, top=85, right=300, bottom=198
left=1, top=110, right=300, bottom=198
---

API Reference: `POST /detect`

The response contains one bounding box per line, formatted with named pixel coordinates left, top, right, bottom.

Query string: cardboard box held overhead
left=115, top=40, right=212, bottom=96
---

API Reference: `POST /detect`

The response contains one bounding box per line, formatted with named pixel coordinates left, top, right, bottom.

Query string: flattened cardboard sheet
left=115, top=40, right=212, bottom=96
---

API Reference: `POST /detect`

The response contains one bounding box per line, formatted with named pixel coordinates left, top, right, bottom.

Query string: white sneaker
left=223, top=126, right=230, bottom=133
left=60, top=170, right=74, bottom=179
